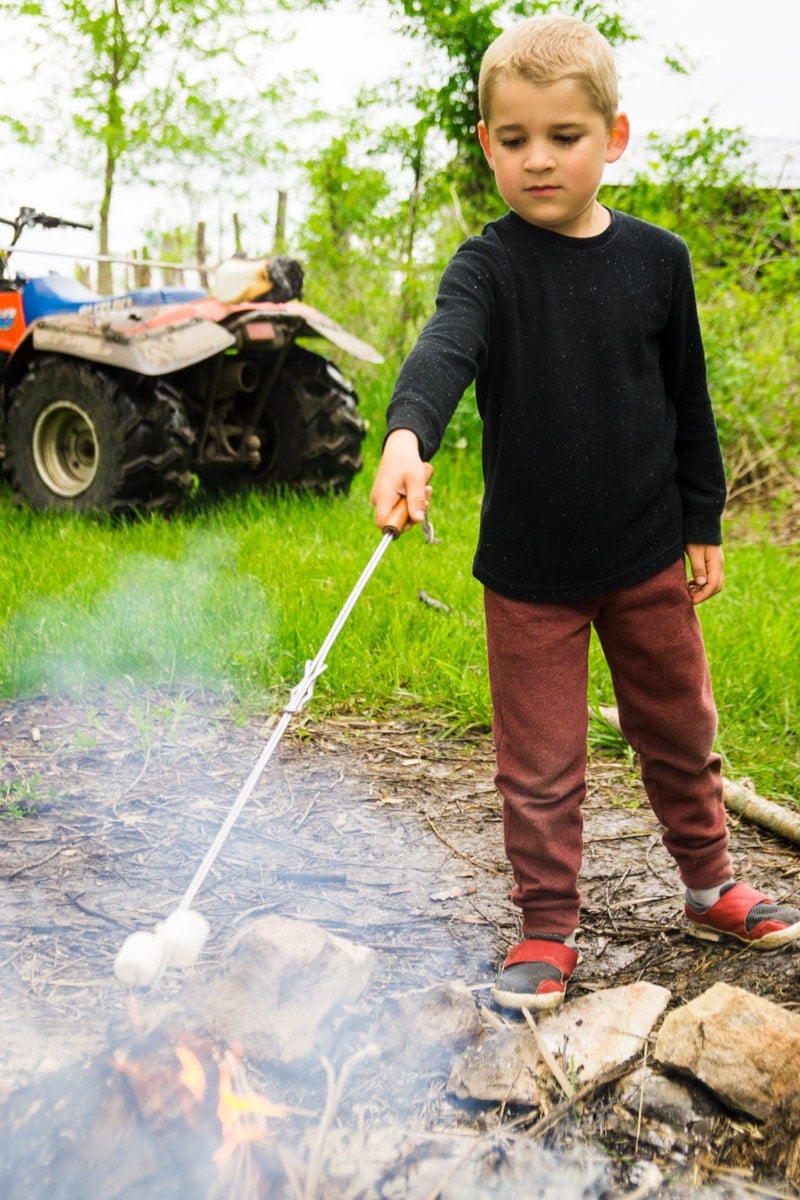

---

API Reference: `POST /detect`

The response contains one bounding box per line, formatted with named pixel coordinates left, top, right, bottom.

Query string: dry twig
left=521, top=1007, right=574, bottom=1100
left=303, top=1044, right=380, bottom=1200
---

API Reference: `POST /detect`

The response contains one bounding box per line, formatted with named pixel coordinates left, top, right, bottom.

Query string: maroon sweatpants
left=484, top=558, right=732, bottom=937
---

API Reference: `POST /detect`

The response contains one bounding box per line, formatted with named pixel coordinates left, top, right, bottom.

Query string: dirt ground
left=1, top=686, right=799, bottom=1194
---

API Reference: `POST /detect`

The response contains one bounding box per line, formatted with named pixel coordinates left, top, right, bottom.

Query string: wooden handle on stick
left=383, top=497, right=411, bottom=538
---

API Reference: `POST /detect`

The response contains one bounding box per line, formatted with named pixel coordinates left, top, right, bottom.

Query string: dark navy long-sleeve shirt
left=386, top=209, right=726, bottom=603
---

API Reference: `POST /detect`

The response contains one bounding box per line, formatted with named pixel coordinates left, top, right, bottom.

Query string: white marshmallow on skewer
left=158, top=908, right=210, bottom=967
left=114, top=930, right=167, bottom=986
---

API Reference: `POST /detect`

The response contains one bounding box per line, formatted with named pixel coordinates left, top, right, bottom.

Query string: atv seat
left=23, top=275, right=207, bottom=323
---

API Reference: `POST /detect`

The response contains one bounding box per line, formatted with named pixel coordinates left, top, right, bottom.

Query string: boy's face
left=478, top=77, right=629, bottom=238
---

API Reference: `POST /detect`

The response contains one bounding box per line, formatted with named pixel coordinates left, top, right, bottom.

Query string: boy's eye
left=500, top=137, right=525, bottom=149
left=554, top=134, right=581, bottom=145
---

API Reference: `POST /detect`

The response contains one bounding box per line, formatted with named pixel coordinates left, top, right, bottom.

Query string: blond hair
left=478, top=15, right=619, bottom=128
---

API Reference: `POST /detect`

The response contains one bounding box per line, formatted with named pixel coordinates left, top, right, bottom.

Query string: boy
left=370, top=15, right=800, bottom=1011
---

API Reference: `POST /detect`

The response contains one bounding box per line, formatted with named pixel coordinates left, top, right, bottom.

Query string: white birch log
left=596, top=705, right=800, bottom=847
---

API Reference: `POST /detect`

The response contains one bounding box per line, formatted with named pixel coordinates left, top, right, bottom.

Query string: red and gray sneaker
left=685, top=881, right=800, bottom=950
left=492, top=933, right=580, bottom=1011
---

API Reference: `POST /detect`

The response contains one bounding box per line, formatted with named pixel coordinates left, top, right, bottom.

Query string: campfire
left=2, top=690, right=799, bottom=1198
left=113, top=1026, right=290, bottom=1167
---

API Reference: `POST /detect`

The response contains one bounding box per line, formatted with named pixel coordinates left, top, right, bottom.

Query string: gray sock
left=686, top=879, right=734, bottom=912
left=523, top=929, right=580, bottom=948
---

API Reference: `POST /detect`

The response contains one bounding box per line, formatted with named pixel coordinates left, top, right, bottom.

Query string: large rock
left=448, top=982, right=670, bottom=1106
left=377, top=981, right=483, bottom=1065
left=188, top=915, right=376, bottom=1064
left=448, top=1025, right=543, bottom=1106
left=654, top=982, right=800, bottom=1125
left=615, top=1064, right=724, bottom=1132
left=537, top=981, right=671, bottom=1086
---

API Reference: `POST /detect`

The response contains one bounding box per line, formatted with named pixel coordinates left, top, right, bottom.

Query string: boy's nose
left=523, top=140, right=555, bottom=171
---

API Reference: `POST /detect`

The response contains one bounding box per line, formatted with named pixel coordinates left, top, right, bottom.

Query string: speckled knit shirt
left=385, top=208, right=727, bottom=603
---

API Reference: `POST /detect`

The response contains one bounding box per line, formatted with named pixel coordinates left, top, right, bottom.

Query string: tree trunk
left=98, top=171, right=113, bottom=295
left=97, top=154, right=115, bottom=295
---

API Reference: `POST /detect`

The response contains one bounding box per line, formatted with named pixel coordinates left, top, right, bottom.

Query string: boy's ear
left=605, top=112, right=630, bottom=164
left=477, top=120, right=495, bottom=167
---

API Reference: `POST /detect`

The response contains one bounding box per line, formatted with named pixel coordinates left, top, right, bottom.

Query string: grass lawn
left=0, top=441, right=797, bottom=805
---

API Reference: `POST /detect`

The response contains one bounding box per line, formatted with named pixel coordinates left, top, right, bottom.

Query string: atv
left=0, top=206, right=379, bottom=515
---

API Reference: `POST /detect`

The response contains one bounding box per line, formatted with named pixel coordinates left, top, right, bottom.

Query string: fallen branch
left=720, top=778, right=800, bottom=846
left=520, top=1057, right=636, bottom=1140
left=596, top=706, right=800, bottom=847
left=5, top=837, right=84, bottom=880
left=419, top=590, right=452, bottom=614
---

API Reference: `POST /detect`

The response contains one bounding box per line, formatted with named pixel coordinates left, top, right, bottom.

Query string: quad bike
left=0, top=206, right=379, bottom=515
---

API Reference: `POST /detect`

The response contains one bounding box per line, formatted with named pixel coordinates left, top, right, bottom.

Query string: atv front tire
left=4, top=355, right=194, bottom=515
left=252, top=347, right=365, bottom=493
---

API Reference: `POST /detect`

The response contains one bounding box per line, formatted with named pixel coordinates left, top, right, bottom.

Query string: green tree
left=297, top=108, right=460, bottom=364
left=0, top=0, right=288, bottom=290
left=296, top=133, right=395, bottom=340
left=296, top=0, right=637, bottom=217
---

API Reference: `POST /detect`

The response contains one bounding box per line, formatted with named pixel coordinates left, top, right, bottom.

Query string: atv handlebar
left=0, top=206, right=94, bottom=245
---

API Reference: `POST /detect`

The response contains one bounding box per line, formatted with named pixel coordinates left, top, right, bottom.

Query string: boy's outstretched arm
left=685, top=543, right=724, bottom=605
left=370, top=428, right=433, bottom=533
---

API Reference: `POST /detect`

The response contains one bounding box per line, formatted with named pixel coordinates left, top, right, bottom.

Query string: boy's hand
left=685, top=543, right=724, bottom=605
left=370, top=429, right=433, bottom=534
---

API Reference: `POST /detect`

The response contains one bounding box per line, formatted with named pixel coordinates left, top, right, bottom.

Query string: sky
left=282, top=0, right=800, bottom=142
left=4, top=0, right=799, bottom=277
left=605, top=0, right=799, bottom=182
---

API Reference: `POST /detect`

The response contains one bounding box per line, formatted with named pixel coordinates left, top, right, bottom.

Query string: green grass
left=0, top=428, right=797, bottom=804
left=701, top=541, right=799, bottom=801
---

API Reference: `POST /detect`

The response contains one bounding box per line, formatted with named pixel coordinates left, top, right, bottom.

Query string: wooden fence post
left=274, top=190, right=288, bottom=253
left=160, top=234, right=178, bottom=285
left=134, top=248, right=152, bottom=287
left=196, top=222, right=210, bottom=288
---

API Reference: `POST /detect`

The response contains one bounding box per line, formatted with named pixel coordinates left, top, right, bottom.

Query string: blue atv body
left=22, top=274, right=206, bottom=324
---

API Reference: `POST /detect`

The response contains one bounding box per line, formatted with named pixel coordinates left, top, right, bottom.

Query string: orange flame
left=114, top=1032, right=288, bottom=1172
left=213, top=1056, right=289, bottom=1167
left=175, top=1043, right=207, bottom=1103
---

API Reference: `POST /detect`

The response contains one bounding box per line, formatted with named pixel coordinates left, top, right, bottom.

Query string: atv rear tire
left=252, top=347, right=365, bottom=493
left=4, top=355, right=194, bottom=515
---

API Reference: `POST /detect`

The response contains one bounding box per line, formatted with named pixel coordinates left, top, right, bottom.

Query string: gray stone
left=615, top=1064, right=725, bottom=1131
left=378, top=980, right=483, bottom=1064
left=187, top=914, right=376, bottom=1064
left=654, top=982, right=800, bottom=1125
left=536, top=981, right=671, bottom=1086
left=448, top=1025, right=543, bottom=1106
left=448, top=981, right=671, bottom=1106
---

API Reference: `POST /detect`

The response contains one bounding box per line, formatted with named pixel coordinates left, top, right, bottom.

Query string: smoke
left=6, top=531, right=276, bottom=696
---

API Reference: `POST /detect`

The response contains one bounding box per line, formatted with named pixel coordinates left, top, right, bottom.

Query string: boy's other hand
left=685, top=543, right=724, bottom=605
left=370, top=429, right=433, bottom=534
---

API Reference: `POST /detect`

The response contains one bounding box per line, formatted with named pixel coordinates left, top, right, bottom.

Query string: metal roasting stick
left=113, top=501, right=433, bottom=985
left=179, top=525, right=397, bottom=910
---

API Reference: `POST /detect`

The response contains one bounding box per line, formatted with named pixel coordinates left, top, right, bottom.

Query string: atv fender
left=188, top=296, right=384, bottom=364
left=31, top=311, right=235, bottom=377
left=280, top=302, right=384, bottom=364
